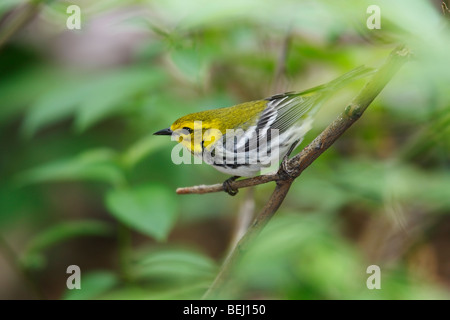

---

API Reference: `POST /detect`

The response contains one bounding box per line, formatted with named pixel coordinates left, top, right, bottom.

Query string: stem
left=117, top=223, right=132, bottom=282
left=0, top=234, right=44, bottom=299
left=176, top=173, right=279, bottom=194
left=271, top=29, right=292, bottom=94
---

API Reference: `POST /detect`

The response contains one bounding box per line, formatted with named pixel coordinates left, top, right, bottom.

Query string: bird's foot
left=278, top=154, right=295, bottom=181
left=222, top=176, right=240, bottom=196
left=277, top=141, right=299, bottom=180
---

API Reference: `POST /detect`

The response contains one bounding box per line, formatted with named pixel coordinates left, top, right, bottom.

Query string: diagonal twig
left=0, top=0, right=56, bottom=50
left=271, top=29, right=292, bottom=94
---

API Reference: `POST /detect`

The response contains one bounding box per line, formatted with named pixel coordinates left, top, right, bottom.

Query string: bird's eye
left=182, top=127, right=193, bottom=134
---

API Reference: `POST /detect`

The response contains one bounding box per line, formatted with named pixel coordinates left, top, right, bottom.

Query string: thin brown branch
left=176, top=173, right=279, bottom=194
left=0, top=235, right=44, bottom=299
left=271, top=30, right=292, bottom=94
left=0, top=2, right=41, bottom=49
left=443, top=1, right=450, bottom=16
left=200, top=45, right=411, bottom=299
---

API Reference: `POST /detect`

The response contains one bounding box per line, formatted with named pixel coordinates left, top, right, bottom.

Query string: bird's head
left=154, top=110, right=224, bottom=155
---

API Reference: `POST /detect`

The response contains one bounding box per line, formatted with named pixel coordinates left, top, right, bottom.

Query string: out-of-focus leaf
left=233, top=213, right=449, bottom=299
left=357, top=271, right=450, bottom=300
left=16, top=149, right=125, bottom=187
left=399, top=107, right=450, bottom=161
left=22, top=220, right=112, bottom=270
left=132, top=247, right=216, bottom=282
left=287, top=166, right=351, bottom=214
left=20, top=77, right=89, bottom=138
left=328, top=159, right=450, bottom=212
left=171, top=46, right=207, bottom=83
left=63, top=271, right=118, bottom=300
left=0, top=67, right=71, bottom=124
left=121, top=134, right=167, bottom=169
left=105, top=184, right=178, bottom=241
left=25, top=220, right=112, bottom=253
left=0, top=183, right=33, bottom=226
left=21, top=68, right=166, bottom=137
left=234, top=213, right=335, bottom=295
left=74, top=68, right=166, bottom=132
left=99, top=283, right=208, bottom=300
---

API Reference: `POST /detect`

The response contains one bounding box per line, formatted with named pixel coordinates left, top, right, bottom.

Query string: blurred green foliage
left=0, top=0, right=449, bottom=299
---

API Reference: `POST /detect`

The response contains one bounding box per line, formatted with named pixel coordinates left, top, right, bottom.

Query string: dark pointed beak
left=153, top=127, right=173, bottom=136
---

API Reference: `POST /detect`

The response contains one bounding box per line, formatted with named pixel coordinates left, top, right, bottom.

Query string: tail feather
left=295, top=65, right=375, bottom=96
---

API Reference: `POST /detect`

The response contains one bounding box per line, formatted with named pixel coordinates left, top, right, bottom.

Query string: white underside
left=191, top=118, right=313, bottom=177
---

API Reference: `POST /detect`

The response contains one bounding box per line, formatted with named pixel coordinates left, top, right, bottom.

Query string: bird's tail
left=297, top=65, right=375, bottom=96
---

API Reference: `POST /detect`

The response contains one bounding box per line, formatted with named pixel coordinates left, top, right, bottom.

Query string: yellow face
left=170, top=118, right=223, bottom=156
left=155, top=100, right=267, bottom=155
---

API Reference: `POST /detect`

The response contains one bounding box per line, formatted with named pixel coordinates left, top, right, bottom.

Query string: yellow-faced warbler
left=155, top=66, right=373, bottom=195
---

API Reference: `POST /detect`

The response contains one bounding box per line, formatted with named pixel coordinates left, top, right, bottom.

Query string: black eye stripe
left=182, top=127, right=193, bottom=134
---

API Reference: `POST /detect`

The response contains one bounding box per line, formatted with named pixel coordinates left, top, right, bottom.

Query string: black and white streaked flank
left=202, top=92, right=323, bottom=176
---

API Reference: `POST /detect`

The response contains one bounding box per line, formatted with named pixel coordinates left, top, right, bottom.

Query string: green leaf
left=0, top=183, right=33, bottom=226
left=16, top=149, right=125, bottom=187
left=121, top=134, right=167, bottom=169
left=99, top=283, right=208, bottom=300
left=105, top=184, right=178, bottom=241
left=132, top=247, right=217, bottom=282
left=233, top=213, right=364, bottom=299
left=21, top=68, right=166, bottom=137
left=22, top=220, right=112, bottom=270
left=171, top=46, right=210, bottom=83
left=26, top=220, right=112, bottom=253
left=0, top=67, right=63, bottom=124
left=20, top=76, right=89, bottom=138
left=63, top=271, right=118, bottom=300
left=74, top=68, right=166, bottom=132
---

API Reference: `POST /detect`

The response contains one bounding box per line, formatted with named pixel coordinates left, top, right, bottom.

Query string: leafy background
left=0, top=0, right=449, bottom=299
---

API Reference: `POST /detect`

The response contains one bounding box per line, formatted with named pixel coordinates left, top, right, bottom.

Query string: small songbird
left=154, top=66, right=373, bottom=195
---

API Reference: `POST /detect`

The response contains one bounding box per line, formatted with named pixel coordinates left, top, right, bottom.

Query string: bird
left=154, top=66, right=373, bottom=195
